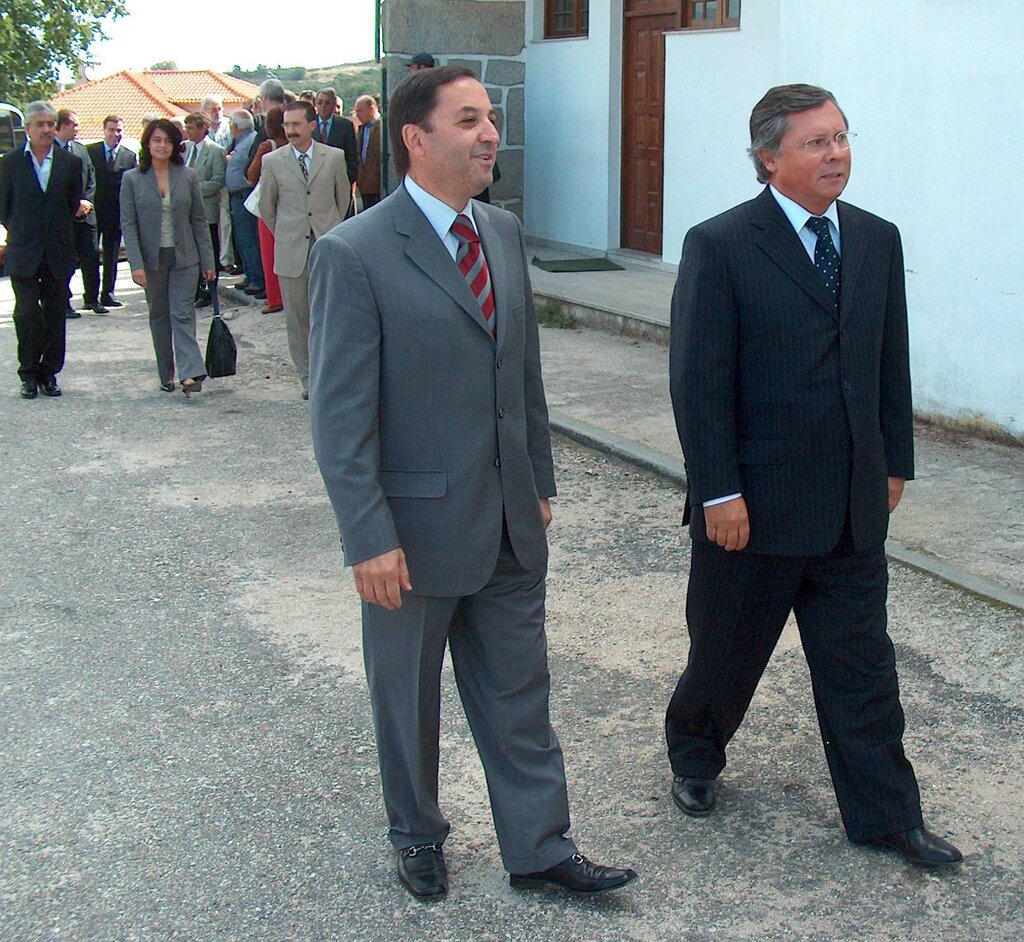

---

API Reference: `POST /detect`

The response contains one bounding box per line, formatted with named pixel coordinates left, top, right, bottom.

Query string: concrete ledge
left=534, top=292, right=670, bottom=343
left=550, top=411, right=1024, bottom=614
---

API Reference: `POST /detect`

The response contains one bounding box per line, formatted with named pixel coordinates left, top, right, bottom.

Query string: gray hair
left=201, top=95, right=222, bottom=110
left=747, top=84, right=847, bottom=184
left=259, top=78, right=286, bottom=104
left=230, top=109, right=254, bottom=131
left=23, top=100, right=58, bottom=124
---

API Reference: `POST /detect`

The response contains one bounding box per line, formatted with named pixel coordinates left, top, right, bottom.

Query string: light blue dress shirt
left=25, top=141, right=54, bottom=192
left=403, top=173, right=478, bottom=262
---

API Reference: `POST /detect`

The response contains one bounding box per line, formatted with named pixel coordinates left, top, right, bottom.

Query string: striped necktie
left=298, top=152, right=309, bottom=184
left=451, top=213, right=496, bottom=338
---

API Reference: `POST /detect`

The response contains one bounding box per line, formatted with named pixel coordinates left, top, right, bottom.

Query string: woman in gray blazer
left=120, top=119, right=216, bottom=396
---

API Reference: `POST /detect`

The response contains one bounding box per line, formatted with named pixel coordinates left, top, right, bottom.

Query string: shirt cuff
left=703, top=493, right=742, bottom=507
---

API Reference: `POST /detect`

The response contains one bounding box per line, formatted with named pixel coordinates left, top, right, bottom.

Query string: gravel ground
left=1, top=276, right=1022, bottom=941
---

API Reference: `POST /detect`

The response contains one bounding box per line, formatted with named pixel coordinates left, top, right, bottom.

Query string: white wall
left=524, top=0, right=619, bottom=249
left=665, top=0, right=1023, bottom=434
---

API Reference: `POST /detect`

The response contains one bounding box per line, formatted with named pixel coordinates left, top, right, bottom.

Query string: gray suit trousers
left=146, top=247, right=205, bottom=384
left=278, top=269, right=310, bottom=393
left=362, top=531, right=576, bottom=874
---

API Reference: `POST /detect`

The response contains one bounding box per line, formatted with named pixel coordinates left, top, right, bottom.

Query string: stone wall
left=381, top=0, right=526, bottom=218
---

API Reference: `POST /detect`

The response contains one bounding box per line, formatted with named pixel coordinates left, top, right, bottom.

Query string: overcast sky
left=85, top=0, right=377, bottom=76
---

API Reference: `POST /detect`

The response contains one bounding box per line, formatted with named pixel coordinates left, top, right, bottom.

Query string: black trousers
left=665, top=525, right=923, bottom=842
left=95, top=220, right=121, bottom=300
left=73, top=219, right=100, bottom=305
left=11, top=259, right=71, bottom=381
left=195, top=223, right=220, bottom=302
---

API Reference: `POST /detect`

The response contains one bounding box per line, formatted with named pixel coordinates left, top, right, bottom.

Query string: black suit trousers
left=73, top=219, right=100, bottom=304
left=666, top=527, right=923, bottom=842
left=95, top=220, right=121, bottom=299
left=12, top=259, right=71, bottom=381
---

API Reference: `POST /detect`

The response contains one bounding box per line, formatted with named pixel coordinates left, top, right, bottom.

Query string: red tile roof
left=53, top=70, right=260, bottom=142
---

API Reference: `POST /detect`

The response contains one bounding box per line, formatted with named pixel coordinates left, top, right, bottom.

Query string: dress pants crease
left=666, top=528, right=923, bottom=842
left=12, top=259, right=70, bottom=381
left=278, top=268, right=310, bottom=392
left=361, top=532, right=576, bottom=873
left=145, top=247, right=205, bottom=384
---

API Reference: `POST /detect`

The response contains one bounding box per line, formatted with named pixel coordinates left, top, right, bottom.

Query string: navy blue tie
left=806, top=216, right=840, bottom=306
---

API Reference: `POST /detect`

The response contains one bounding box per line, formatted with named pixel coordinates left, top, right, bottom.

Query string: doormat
left=531, top=256, right=625, bottom=273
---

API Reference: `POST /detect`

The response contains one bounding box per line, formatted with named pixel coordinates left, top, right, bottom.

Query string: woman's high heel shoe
left=181, top=378, right=203, bottom=398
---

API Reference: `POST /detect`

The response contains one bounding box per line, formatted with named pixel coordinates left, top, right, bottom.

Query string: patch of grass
left=536, top=300, right=577, bottom=329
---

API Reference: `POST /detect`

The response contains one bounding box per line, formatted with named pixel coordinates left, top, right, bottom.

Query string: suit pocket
left=380, top=470, right=447, bottom=498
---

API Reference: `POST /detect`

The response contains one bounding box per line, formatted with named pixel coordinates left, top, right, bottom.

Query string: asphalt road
left=2, top=280, right=1022, bottom=941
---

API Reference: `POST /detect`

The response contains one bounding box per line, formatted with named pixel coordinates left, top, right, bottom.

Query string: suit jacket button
left=494, top=457, right=501, bottom=468
left=497, top=407, right=504, bottom=418
left=496, top=357, right=503, bottom=369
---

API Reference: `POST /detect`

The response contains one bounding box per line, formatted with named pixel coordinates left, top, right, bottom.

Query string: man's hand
left=888, top=477, right=906, bottom=513
left=353, top=548, right=412, bottom=611
left=131, top=268, right=147, bottom=288
left=539, top=497, right=552, bottom=529
left=201, top=269, right=216, bottom=285
left=0, top=245, right=5, bottom=266
left=704, top=496, right=750, bottom=551
left=76, top=199, right=93, bottom=218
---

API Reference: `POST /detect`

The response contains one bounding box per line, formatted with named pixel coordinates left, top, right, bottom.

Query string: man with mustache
left=258, top=100, right=350, bottom=399
left=308, top=67, right=637, bottom=901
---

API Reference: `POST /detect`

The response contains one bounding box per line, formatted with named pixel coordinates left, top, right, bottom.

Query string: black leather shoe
left=196, top=296, right=212, bottom=308
left=101, top=296, right=123, bottom=308
left=20, top=379, right=38, bottom=399
left=65, top=307, right=81, bottom=319
left=90, top=303, right=109, bottom=314
left=866, top=826, right=963, bottom=867
left=510, top=853, right=637, bottom=895
left=39, top=377, right=62, bottom=397
left=396, top=843, right=448, bottom=901
left=671, top=776, right=716, bottom=817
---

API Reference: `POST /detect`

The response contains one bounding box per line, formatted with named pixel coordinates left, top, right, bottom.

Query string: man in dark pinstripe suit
left=665, top=85, right=961, bottom=867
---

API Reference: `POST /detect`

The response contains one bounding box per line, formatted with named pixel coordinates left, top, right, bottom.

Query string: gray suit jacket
left=65, top=139, right=96, bottom=226
left=258, top=141, right=350, bottom=278
left=184, top=138, right=226, bottom=223
left=119, top=163, right=215, bottom=273
left=308, top=185, right=555, bottom=597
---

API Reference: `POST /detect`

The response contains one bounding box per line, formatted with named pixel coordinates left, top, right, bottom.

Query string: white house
left=523, top=0, right=1023, bottom=438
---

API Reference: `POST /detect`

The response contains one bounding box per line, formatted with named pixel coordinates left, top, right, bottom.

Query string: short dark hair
left=56, top=109, right=76, bottom=129
left=102, top=114, right=122, bottom=128
left=139, top=118, right=184, bottom=171
left=184, top=110, right=209, bottom=129
left=284, top=100, right=317, bottom=123
left=388, top=66, right=477, bottom=176
left=747, top=84, right=847, bottom=184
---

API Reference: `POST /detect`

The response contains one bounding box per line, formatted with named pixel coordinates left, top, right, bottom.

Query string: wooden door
left=621, top=2, right=677, bottom=255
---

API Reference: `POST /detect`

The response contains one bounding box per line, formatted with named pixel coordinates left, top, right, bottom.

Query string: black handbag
left=204, top=285, right=237, bottom=378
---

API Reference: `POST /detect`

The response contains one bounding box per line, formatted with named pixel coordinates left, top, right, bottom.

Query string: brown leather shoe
left=261, top=304, right=283, bottom=314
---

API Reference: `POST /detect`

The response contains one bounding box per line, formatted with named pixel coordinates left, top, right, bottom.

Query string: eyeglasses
left=791, top=131, right=857, bottom=156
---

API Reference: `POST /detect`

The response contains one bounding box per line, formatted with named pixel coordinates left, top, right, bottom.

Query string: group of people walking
left=0, top=79, right=381, bottom=400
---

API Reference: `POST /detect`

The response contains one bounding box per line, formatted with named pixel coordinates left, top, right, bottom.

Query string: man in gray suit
left=54, top=110, right=99, bottom=316
left=308, top=67, right=636, bottom=901
left=183, top=111, right=226, bottom=308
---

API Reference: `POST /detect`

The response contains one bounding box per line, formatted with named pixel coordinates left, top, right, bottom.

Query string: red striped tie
left=451, top=213, right=496, bottom=338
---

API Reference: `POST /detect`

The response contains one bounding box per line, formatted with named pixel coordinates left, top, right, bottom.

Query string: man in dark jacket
left=0, top=101, right=82, bottom=398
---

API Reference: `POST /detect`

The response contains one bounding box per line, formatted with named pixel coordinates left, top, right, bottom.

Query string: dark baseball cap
left=408, top=52, right=436, bottom=68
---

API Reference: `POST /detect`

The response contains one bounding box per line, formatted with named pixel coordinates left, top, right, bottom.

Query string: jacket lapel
left=750, top=187, right=836, bottom=316
left=307, top=144, right=323, bottom=185
left=475, top=203, right=507, bottom=350
left=836, top=201, right=866, bottom=325
left=395, top=187, right=494, bottom=337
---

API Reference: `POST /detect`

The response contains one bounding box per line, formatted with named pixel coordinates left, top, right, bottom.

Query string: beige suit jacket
left=258, top=140, right=351, bottom=278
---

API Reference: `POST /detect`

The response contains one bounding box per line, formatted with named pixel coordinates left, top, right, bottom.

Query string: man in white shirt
left=184, top=111, right=226, bottom=307
left=258, top=100, right=350, bottom=399
left=202, top=95, right=235, bottom=272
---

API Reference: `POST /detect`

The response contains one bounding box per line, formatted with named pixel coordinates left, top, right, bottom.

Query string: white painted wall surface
left=528, top=0, right=1022, bottom=434
left=524, top=1, right=617, bottom=249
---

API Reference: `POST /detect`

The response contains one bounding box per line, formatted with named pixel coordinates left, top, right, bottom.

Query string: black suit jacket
left=0, top=146, right=83, bottom=278
left=670, top=187, right=913, bottom=556
left=318, top=116, right=358, bottom=185
left=87, top=142, right=138, bottom=229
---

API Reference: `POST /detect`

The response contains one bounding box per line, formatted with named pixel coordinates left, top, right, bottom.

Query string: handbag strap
left=211, top=279, right=221, bottom=319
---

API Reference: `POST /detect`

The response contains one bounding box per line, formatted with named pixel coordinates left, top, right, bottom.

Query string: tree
left=0, top=0, right=127, bottom=104
left=149, top=60, right=177, bottom=71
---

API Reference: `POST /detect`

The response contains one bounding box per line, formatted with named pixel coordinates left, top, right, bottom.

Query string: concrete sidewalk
left=528, top=244, right=1024, bottom=610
